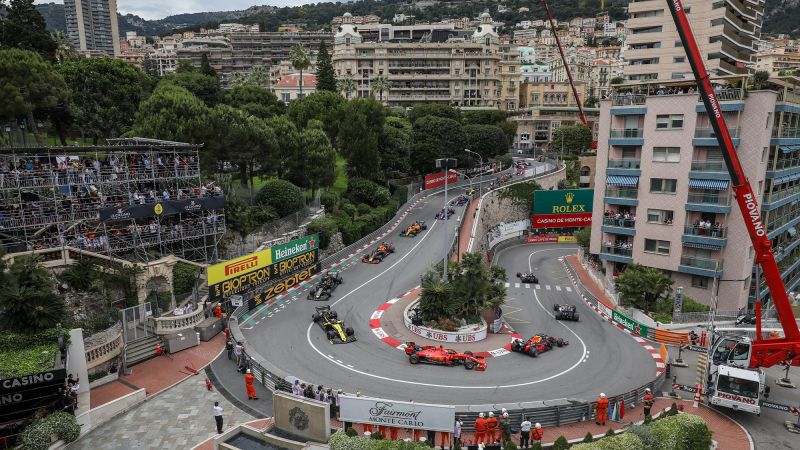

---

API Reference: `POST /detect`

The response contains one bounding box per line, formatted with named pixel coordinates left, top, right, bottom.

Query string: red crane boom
left=665, top=0, right=800, bottom=368
left=541, top=0, right=589, bottom=127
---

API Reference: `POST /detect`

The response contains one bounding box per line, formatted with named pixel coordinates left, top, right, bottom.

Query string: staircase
left=124, top=335, right=161, bottom=367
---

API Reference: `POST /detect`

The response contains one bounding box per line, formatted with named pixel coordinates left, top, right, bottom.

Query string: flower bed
left=19, top=412, right=81, bottom=450
left=569, top=413, right=712, bottom=450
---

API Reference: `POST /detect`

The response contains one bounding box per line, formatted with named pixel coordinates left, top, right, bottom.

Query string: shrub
left=371, top=431, right=383, bottom=440
left=342, top=203, right=358, bottom=218
left=571, top=433, right=644, bottom=450
left=344, top=428, right=359, bottom=438
left=435, top=318, right=459, bottom=331
left=347, top=177, right=391, bottom=207
left=391, top=185, right=408, bottom=204
left=584, top=432, right=595, bottom=442
left=649, top=414, right=712, bottom=450
left=255, top=179, right=305, bottom=217
left=605, top=428, right=616, bottom=438
left=20, top=412, right=81, bottom=450
left=505, top=442, right=518, bottom=450
left=321, top=191, right=339, bottom=212
left=552, top=436, right=570, bottom=450
left=172, top=262, right=200, bottom=295
left=494, top=154, right=513, bottom=169
left=626, top=424, right=657, bottom=449
left=307, top=217, right=339, bottom=249
left=668, top=403, right=679, bottom=416
left=357, top=203, right=372, bottom=215
left=530, top=444, right=543, bottom=450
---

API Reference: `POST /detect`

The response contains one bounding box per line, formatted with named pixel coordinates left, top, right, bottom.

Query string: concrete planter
left=403, top=299, right=488, bottom=343
left=88, top=371, right=119, bottom=389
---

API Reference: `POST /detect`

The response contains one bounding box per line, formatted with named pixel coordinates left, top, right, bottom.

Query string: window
left=762, top=147, right=768, bottom=162
left=674, top=56, right=685, bottom=63
left=766, top=112, right=772, bottom=129
left=675, top=40, right=683, bottom=47
left=710, top=18, right=723, bottom=27
left=621, top=147, right=637, bottom=159
left=644, top=239, right=671, bottom=255
left=630, top=42, right=661, bottom=50
left=520, top=133, right=530, bottom=142
left=655, top=114, right=684, bottom=129
left=632, top=9, right=664, bottom=18
left=281, top=93, right=290, bottom=103
left=671, top=72, right=686, bottom=79
left=653, top=147, right=681, bottom=162
left=692, top=275, right=710, bottom=289
left=455, top=69, right=460, bottom=75
left=650, top=178, right=677, bottom=193
left=632, top=26, right=663, bottom=34
left=647, top=209, right=674, bottom=224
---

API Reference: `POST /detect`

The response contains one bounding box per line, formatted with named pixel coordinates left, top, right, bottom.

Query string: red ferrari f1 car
left=510, top=334, right=569, bottom=357
left=362, top=242, right=395, bottom=264
left=404, top=342, right=486, bottom=371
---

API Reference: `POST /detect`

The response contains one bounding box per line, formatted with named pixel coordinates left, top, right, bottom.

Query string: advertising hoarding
left=531, top=189, right=594, bottom=228
left=339, top=395, right=456, bottom=432
left=424, top=171, right=459, bottom=189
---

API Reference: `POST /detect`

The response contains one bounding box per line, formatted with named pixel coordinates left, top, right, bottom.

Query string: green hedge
left=0, top=344, right=60, bottom=379
left=570, top=414, right=711, bottom=450
left=571, top=432, right=643, bottom=450
left=329, top=432, right=431, bottom=450
left=0, top=328, right=64, bottom=351
left=172, top=262, right=200, bottom=295
left=308, top=217, right=339, bottom=249
left=20, top=412, right=81, bottom=450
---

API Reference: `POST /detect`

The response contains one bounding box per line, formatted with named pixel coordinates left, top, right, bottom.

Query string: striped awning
left=780, top=145, right=800, bottom=154
left=606, top=175, right=639, bottom=187
left=774, top=172, right=800, bottom=185
left=688, top=179, right=729, bottom=190
left=683, top=241, right=724, bottom=250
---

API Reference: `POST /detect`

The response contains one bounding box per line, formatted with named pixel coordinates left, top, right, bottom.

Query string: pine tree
left=0, top=0, right=58, bottom=61
left=200, top=53, right=217, bottom=78
left=316, top=40, right=337, bottom=92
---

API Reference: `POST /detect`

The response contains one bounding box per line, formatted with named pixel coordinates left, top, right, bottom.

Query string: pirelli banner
left=207, top=234, right=321, bottom=307
left=531, top=189, right=594, bottom=228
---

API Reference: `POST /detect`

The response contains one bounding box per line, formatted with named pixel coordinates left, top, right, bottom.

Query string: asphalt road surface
left=239, top=182, right=656, bottom=406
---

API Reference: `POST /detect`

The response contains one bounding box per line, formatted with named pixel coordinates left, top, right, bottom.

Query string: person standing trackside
left=474, top=413, right=487, bottom=444
left=531, top=423, right=543, bottom=447
left=519, top=417, right=531, bottom=449
left=643, top=388, right=655, bottom=418
left=213, top=402, right=224, bottom=433
left=454, top=417, right=463, bottom=448
left=245, top=369, right=258, bottom=400
left=225, top=339, right=234, bottom=360
left=595, top=393, right=609, bottom=425
left=486, top=411, right=498, bottom=443
left=234, top=341, right=243, bottom=366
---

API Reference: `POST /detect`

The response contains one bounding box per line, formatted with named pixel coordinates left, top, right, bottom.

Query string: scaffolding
left=0, top=138, right=225, bottom=264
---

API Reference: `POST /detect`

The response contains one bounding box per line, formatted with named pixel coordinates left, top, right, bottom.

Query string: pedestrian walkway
left=565, top=254, right=616, bottom=309
left=72, top=375, right=257, bottom=450
left=90, top=332, right=227, bottom=409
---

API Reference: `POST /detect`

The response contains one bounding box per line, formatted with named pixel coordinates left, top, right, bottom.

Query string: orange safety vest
left=531, top=427, right=543, bottom=440
left=474, top=418, right=487, bottom=432
left=245, top=373, right=254, bottom=386
left=643, top=393, right=654, bottom=407
left=596, top=397, right=609, bottom=411
left=486, top=417, right=498, bottom=429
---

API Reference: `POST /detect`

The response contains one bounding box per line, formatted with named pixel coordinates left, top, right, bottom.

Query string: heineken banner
left=611, top=309, right=650, bottom=338
left=532, top=189, right=594, bottom=228
left=208, top=234, right=321, bottom=302
left=100, top=197, right=225, bottom=222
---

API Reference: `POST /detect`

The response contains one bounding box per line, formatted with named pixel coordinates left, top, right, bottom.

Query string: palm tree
left=51, top=31, right=77, bottom=64
left=288, top=44, right=311, bottom=98
left=337, top=76, right=356, bottom=99
left=370, top=76, right=391, bottom=102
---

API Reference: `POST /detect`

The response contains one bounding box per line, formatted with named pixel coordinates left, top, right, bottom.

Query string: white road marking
left=525, top=284, right=530, bottom=289
left=505, top=282, right=510, bottom=288
left=514, top=283, right=520, bottom=288
left=535, top=285, right=541, bottom=290
left=556, top=286, right=562, bottom=291
left=546, top=285, right=551, bottom=290
left=566, top=287, right=572, bottom=292
left=336, top=360, right=343, bottom=364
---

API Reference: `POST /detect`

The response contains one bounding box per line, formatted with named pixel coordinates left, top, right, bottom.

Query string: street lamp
left=464, top=148, right=484, bottom=197
left=436, top=158, right=458, bottom=282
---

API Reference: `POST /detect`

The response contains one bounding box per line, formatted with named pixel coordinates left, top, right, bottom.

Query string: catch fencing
left=225, top=161, right=668, bottom=430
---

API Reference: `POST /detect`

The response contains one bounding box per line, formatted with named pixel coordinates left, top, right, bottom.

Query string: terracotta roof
left=275, top=74, right=317, bottom=88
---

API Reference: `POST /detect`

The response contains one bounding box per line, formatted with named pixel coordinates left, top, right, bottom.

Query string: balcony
left=609, top=128, right=644, bottom=146
left=690, top=160, right=727, bottom=172
left=678, top=255, right=724, bottom=276
left=602, top=217, right=636, bottom=236
left=599, top=245, right=634, bottom=264
left=611, top=94, right=646, bottom=106
left=682, top=225, right=727, bottom=249
left=693, top=127, right=740, bottom=146
left=685, top=192, right=731, bottom=213
left=606, top=158, right=641, bottom=176
left=604, top=187, right=638, bottom=206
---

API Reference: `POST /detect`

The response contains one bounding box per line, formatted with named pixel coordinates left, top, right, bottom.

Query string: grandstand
left=0, top=138, right=225, bottom=263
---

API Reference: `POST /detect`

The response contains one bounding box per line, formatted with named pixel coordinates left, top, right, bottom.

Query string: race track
left=240, top=178, right=656, bottom=406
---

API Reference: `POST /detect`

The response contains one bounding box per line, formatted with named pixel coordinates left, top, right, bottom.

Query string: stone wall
left=472, top=169, right=565, bottom=259
left=219, top=208, right=324, bottom=260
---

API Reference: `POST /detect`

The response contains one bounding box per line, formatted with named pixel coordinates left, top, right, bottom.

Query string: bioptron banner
left=207, top=234, right=320, bottom=306
left=532, top=189, right=594, bottom=228
left=339, top=395, right=455, bottom=432
left=424, top=171, right=459, bottom=190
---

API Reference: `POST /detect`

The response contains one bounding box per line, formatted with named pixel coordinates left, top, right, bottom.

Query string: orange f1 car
left=400, top=220, right=427, bottom=237
left=362, top=242, right=395, bottom=264
left=404, top=342, right=486, bottom=371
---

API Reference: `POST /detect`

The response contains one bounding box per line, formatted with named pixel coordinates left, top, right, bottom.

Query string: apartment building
left=588, top=77, right=800, bottom=310
left=332, top=13, right=520, bottom=110
left=624, top=0, right=764, bottom=81
left=753, top=47, right=800, bottom=75
left=511, top=80, right=599, bottom=151
left=64, top=0, right=120, bottom=56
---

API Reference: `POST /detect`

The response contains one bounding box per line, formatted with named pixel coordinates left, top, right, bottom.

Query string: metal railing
left=690, top=160, right=726, bottom=172
left=611, top=94, right=646, bottom=106
left=773, top=127, right=800, bottom=139
left=605, top=188, right=638, bottom=199
left=694, top=127, right=740, bottom=138
left=683, top=225, right=727, bottom=238
left=680, top=256, right=724, bottom=271
left=607, top=159, right=641, bottom=169
left=601, top=245, right=633, bottom=257
left=609, top=128, right=644, bottom=138
left=602, top=217, right=636, bottom=228
left=686, top=193, right=730, bottom=206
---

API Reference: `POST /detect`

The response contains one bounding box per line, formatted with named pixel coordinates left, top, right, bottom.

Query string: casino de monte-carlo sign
left=338, top=395, right=455, bottom=432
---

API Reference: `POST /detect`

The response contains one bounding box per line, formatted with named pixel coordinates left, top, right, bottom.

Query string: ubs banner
left=532, top=189, right=594, bottom=228
left=206, top=234, right=321, bottom=307
left=339, top=395, right=455, bottom=432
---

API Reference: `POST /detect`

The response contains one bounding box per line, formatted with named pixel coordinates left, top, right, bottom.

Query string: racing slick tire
left=345, top=327, right=354, bottom=337
left=329, top=311, right=338, bottom=319
left=308, top=292, right=315, bottom=300
left=409, top=353, right=420, bottom=364
left=321, top=292, right=331, bottom=301
left=573, top=313, right=579, bottom=321
left=464, top=359, right=476, bottom=370
left=327, top=330, right=337, bottom=341
left=464, top=350, right=474, bottom=356
left=511, top=341, right=521, bottom=352
left=312, top=313, right=320, bottom=322
left=528, top=348, right=539, bottom=357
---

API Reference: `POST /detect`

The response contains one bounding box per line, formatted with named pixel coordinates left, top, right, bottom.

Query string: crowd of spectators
left=603, top=209, right=636, bottom=226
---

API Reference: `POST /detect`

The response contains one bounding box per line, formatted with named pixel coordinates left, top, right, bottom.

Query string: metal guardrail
left=225, top=162, right=667, bottom=429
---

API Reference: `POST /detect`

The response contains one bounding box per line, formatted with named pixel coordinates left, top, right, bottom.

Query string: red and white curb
left=559, top=257, right=666, bottom=377
left=369, top=287, right=522, bottom=358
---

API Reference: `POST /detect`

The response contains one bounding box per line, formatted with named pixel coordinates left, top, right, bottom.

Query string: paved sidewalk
left=565, top=254, right=616, bottom=309
left=457, top=197, right=479, bottom=260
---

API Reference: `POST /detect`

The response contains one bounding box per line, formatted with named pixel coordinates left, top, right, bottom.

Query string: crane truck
left=665, top=0, right=800, bottom=414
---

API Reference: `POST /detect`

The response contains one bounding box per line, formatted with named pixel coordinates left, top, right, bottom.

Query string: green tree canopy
left=207, top=104, right=276, bottom=187
left=0, top=0, right=57, bottom=61
left=200, top=53, right=217, bottom=78
left=289, top=43, right=311, bottom=97
left=57, top=58, right=153, bottom=141
left=285, top=127, right=337, bottom=193
left=255, top=179, right=305, bottom=217
left=412, top=115, right=467, bottom=161
left=162, top=71, right=220, bottom=106
left=408, top=103, right=461, bottom=123
left=551, top=124, right=593, bottom=155
left=462, top=109, right=507, bottom=125
left=337, top=98, right=386, bottom=180
left=315, top=40, right=337, bottom=92
left=287, top=90, right=345, bottom=143
left=380, top=116, right=412, bottom=179
left=132, top=83, right=212, bottom=145
left=0, top=254, right=64, bottom=333
left=464, top=124, right=509, bottom=160
left=614, top=263, right=674, bottom=312
left=224, top=84, right=285, bottom=119
left=266, top=115, right=302, bottom=178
